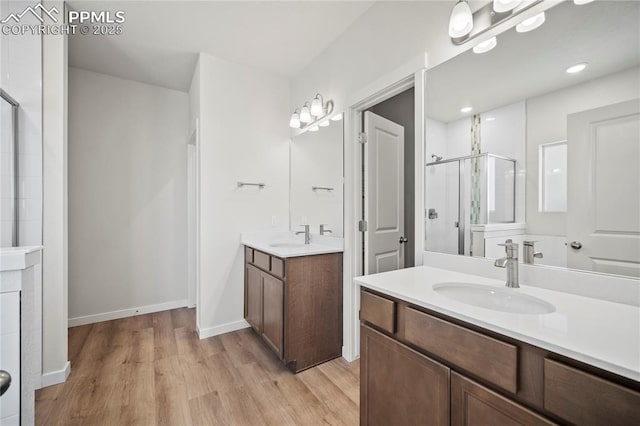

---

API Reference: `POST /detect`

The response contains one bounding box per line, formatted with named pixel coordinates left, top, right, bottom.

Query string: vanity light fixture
left=493, top=0, right=522, bottom=13
left=289, top=109, right=301, bottom=129
left=573, top=0, right=594, bottom=4
left=299, top=103, right=312, bottom=123
left=331, top=113, right=343, bottom=121
left=460, top=106, right=473, bottom=113
left=566, top=62, right=588, bottom=74
left=310, top=94, right=324, bottom=116
left=473, top=36, right=497, bottom=54
left=516, top=12, right=545, bottom=33
left=449, top=0, right=473, bottom=38
left=290, top=94, right=335, bottom=131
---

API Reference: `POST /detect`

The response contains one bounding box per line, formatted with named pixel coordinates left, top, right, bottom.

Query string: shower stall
left=425, top=152, right=516, bottom=255
left=0, top=89, right=18, bottom=247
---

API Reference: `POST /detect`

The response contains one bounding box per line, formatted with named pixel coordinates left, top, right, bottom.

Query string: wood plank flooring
left=35, top=308, right=360, bottom=425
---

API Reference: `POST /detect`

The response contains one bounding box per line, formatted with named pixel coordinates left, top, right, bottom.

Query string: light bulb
left=309, top=125, right=319, bottom=132
left=448, top=0, right=473, bottom=38
left=473, top=37, right=497, bottom=54
left=574, top=0, right=594, bottom=4
left=331, top=113, right=343, bottom=121
left=310, top=94, right=324, bottom=116
left=319, top=120, right=330, bottom=127
left=299, top=105, right=312, bottom=123
left=493, top=0, right=522, bottom=13
left=516, top=12, right=545, bottom=33
left=289, top=110, right=300, bottom=128
left=566, top=63, right=588, bottom=74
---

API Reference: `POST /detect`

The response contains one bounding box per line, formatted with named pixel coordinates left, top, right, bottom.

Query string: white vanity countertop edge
left=241, top=234, right=343, bottom=258
left=354, top=265, right=640, bottom=382
left=0, top=246, right=43, bottom=272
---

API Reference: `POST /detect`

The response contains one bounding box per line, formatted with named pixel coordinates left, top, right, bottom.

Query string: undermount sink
left=269, top=242, right=307, bottom=249
left=433, top=282, right=555, bottom=315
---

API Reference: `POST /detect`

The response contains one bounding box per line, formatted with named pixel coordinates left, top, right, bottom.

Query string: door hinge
left=358, top=220, right=368, bottom=232
left=358, top=132, right=367, bottom=144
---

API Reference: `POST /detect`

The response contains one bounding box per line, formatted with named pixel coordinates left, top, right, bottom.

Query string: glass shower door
left=425, top=161, right=460, bottom=254
left=0, top=92, right=17, bottom=247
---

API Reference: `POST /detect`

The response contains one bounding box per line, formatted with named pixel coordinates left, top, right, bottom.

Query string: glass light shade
left=574, top=0, right=594, bottom=4
left=299, top=105, right=312, bottom=123
left=473, top=37, right=497, bottom=54
left=289, top=111, right=300, bottom=128
left=310, top=95, right=324, bottom=116
left=448, top=0, right=473, bottom=38
left=331, top=113, right=343, bottom=121
left=319, top=120, right=330, bottom=127
left=516, top=12, right=545, bottom=33
left=493, top=0, right=522, bottom=13
left=309, top=125, right=319, bottom=132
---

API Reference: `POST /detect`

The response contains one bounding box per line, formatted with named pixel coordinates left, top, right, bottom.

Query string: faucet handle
left=497, top=240, right=519, bottom=258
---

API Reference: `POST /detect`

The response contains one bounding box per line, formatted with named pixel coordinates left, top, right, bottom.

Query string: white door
left=364, top=111, right=405, bottom=274
left=567, top=99, right=640, bottom=277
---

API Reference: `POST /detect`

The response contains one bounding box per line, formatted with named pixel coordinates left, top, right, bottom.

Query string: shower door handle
left=0, top=370, right=11, bottom=397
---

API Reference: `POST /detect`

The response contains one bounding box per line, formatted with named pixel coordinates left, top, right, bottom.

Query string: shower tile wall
left=1, top=0, right=43, bottom=246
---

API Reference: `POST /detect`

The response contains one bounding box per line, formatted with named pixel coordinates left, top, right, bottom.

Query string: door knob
left=0, top=370, right=11, bottom=397
left=570, top=241, right=583, bottom=250
left=399, top=236, right=408, bottom=244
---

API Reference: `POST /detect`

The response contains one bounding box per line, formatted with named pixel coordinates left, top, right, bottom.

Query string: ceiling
left=67, top=1, right=375, bottom=92
left=425, top=0, right=640, bottom=123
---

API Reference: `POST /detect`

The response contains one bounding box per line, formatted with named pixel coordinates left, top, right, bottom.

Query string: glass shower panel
left=0, top=96, right=16, bottom=247
left=425, top=161, right=460, bottom=254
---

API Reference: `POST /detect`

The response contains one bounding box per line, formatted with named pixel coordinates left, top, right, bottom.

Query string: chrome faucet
left=319, top=224, right=332, bottom=236
left=296, top=225, right=311, bottom=244
left=494, top=239, right=519, bottom=288
left=523, top=240, right=543, bottom=265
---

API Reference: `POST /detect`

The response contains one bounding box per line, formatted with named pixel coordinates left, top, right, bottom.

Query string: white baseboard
left=68, top=299, right=188, bottom=327
left=197, top=319, right=250, bottom=339
left=40, top=360, right=71, bottom=388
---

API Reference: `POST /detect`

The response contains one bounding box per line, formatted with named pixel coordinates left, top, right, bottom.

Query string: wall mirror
left=290, top=115, right=344, bottom=237
left=0, top=90, right=18, bottom=247
left=424, top=1, right=640, bottom=278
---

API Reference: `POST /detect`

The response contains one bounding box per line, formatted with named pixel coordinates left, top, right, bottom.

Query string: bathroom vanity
left=242, top=235, right=343, bottom=373
left=355, top=266, right=640, bottom=426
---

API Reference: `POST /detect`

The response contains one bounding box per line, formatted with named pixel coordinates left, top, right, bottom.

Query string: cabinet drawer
left=245, top=246, right=254, bottom=263
left=404, top=307, right=518, bottom=394
left=360, top=290, right=396, bottom=334
left=544, top=359, right=640, bottom=425
left=253, top=250, right=270, bottom=271
left=270, top=256, right=284, bottom=279
left=452, top=373, right=555, bottom=426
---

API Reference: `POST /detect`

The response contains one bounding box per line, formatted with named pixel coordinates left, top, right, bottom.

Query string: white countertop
left=354, top=265, right=640, bottom=382
left=0, top=246, right=42, bottom=272
left=241, top=231, right=343, bottom=258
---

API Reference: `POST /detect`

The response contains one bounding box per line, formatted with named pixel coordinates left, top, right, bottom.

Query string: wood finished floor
left=35, top=308, right=360, bottom=425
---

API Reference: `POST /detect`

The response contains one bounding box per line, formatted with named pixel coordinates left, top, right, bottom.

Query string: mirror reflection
left=290, top=115, right=344, bottom=237
left=424, top=1, right=640, bottom=278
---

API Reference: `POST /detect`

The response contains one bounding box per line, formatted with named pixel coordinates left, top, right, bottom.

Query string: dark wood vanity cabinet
left=244, top=246, right=342, bottom=372
left=359, top=288, right=640, bottom=426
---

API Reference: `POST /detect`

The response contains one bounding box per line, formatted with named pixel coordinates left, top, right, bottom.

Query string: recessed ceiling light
left=473, top=37, right=497, bottom=54
left=486, top=116, right=496, bottom=121
left=574, top=0, right=594, bottom=5
left=461, top=106, right=473, bottom=113
left=566, top=63, right=588, bottom=74
left=516, top=12, right=545, bottom=33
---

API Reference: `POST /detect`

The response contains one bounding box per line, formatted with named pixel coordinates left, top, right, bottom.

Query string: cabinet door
left=451, top=372, right=555, bottom=426
left=262, top=273, right=284, bottom=358
left=361, top=325, right=449, bottom=426
left=245, top=264, right=262, bottom=333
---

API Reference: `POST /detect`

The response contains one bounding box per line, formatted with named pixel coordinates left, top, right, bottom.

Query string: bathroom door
left=567, top=99, right=640, bottom=277
left=364, top=111, right=405, bottom=274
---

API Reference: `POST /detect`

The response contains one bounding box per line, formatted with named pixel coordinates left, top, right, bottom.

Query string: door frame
left=342, top=67, right=426, bottom=361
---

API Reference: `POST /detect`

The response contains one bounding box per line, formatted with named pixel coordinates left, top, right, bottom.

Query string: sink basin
left=433, top=282, right=555, bottom=315
left=269, top=242, right=307, bottom=249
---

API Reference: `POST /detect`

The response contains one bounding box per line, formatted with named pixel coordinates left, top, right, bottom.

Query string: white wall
left=526, top=66, right=640, bottom=236
left=194, top=53, right=290, bottom=338
left=68, top=68, right=189, bottom=325
left=41, top=0, right=69, bottom=384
